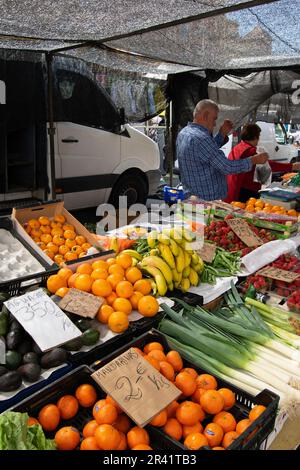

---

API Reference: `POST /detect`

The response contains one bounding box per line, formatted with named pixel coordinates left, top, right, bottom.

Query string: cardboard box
left=260, top=409, right=288, bottom=449
left=12, top=201, right=98, bottom=266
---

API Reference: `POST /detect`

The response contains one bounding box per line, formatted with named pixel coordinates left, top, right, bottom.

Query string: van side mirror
left=275, top=145, right=279, bottom=151
left=119, top=107, right=125, bottom=125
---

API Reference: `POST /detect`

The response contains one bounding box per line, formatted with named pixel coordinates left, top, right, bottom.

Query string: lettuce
left=0, top=412, right=56, bottom=450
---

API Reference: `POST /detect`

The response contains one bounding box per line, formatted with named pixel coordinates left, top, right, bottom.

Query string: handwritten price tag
left=257, top=266, right=300, bottom=283
left=4, top=289, right=82, bottom=352
left=59, top=288, right=104, bottom=319
left=226, top=218, right=263, bottom=247
left=91, top=348, right=181, bottom=427
left=197, top=242, right=217, bottom=263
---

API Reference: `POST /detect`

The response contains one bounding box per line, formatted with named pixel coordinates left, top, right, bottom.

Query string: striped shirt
left=177, top=123, right=252, bottom=200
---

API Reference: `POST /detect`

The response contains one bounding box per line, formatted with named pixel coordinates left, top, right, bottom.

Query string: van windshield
left=275, top=123, right=287, bottom=145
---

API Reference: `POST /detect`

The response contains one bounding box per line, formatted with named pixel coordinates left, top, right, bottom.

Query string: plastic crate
left=163, top=186, right=185, bottom=204
left=7, top=365, right=180, bottom=450
left=91, top=330, right=279, bottom=451
left=0, top=217, right=59, bottom=296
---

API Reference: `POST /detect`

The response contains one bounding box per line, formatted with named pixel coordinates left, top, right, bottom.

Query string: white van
left=0, top=53, right=160, bottom=212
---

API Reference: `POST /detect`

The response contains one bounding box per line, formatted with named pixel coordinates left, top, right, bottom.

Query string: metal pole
left=46, top=52, right=56, bottom=201
left=169, top=100, right=174, bottom=187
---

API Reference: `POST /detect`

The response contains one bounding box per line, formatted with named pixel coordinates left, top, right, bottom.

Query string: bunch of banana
left=140, top=227, right=204, bottom=294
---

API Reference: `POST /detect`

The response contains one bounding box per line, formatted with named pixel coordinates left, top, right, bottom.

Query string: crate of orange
left=8, top=365, right=180, bottom=451
left=90, top=330, right=279, bottom=451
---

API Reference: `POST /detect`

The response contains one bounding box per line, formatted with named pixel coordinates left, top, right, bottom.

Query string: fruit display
left=241, top=275, right=272, bottom=294
left=23, top=214, right=92, bottom=265
left=231, top=198, right=299, bottom=217
left=200, top=247, right=241, bottom=285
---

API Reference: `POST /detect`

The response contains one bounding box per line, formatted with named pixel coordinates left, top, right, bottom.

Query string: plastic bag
left=254, top=161, right=272, bottom=185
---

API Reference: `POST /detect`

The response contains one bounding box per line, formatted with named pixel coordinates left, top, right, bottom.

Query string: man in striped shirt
left=177, top=100, right=269, bottom=200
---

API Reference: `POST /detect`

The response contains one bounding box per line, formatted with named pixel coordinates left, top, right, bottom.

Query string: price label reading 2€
left=91, top=348, right=181, bottom=427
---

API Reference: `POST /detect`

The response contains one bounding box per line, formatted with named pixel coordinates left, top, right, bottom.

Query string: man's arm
left=201, top=136, right=252, bottom=175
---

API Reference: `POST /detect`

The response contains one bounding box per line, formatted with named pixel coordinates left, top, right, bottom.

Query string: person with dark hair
left=225, top=123, right=300, bottom=202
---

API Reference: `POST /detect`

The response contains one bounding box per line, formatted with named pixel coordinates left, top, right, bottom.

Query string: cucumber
left=82, top=329, right=100, bottom=346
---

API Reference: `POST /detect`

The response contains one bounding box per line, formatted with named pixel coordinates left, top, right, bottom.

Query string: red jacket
left=225, top=141, right=293, bottom=202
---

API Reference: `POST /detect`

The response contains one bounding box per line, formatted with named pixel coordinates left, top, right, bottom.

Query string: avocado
left=9, top=320, right=23, bottom=333
left=18, top=363, right=41, bottom=383
left=0, top=366, right=7, bottom=377
left=6, top=330, right=24, bottom=350
left=23, top=352, right=39, bottom=365
left=40, top=348, right=68, bottom=369
left=82, top=329, right=100, bottom=346
left=32, top=342, right=42, bottom=355
left=0, top=371, right=22, bottom=391
left=17, top=339, right=33, bottom=355
left=76, top=318, right=92, bottom=332
left=5, top=350, right=22, bottom=370
left=63, top=337, right=84, bottom=351
left=0, top=311, right=9, bottom=336
left=0, top=296, right=9, bottom=310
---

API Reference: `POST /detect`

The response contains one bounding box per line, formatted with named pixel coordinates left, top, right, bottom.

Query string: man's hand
left=251, top=152, right=269, bottom=165
left=292, top=162, right=300, bottom=171
left=219, top=119, right=233, bottom=137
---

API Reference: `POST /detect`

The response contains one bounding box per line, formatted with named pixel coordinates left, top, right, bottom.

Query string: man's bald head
left=193, top=100, right=219, bottom=133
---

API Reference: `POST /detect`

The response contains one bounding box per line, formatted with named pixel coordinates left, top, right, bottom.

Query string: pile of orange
left=47, top=253, right=159, bottom=334
left=29, top=383, right=153, bottom=450
left=232, top=198, right=299, bottom=217
left=23, top=214, right=92, bottom=265
left=136, top=341, right=267, bottom=450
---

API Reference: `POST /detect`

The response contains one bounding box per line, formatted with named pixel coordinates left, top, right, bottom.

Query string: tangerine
left=236, top=418, right=252, bottom=435
left=222, top=431, right=239, bottom=449
left=94, top=424, right=121, bottom=450
left=47, top=274, right=67, bottom=294
left=68, top=273, right=79, bottom=288
left=38, top=404, right=60, bottom=431
left=129, top=291, right=144, bottom=310
left=166, top=401, right=179, bottom=418
left=116, top=253, right=132, bottom=269
left=182, top=422, right=203, bottom=439
left=76, top=263, right=93, bottom=275
left=80, top=436, right=100, bottom=450
left=203, top=422, right=224, bottom=447
left=148, top=349, right=166, bottom=362
left=163, top=418, right=183, bottom=441
left=75, top=383, right=97, bottom=407
left=114, top=414, right=131, bottom=434
left=55, top=287, right=69, bottom=298
left=116, top=280, right=134, bottom=299
left=92, top=259, right=108, bottom=270
left=106, top=291, right=118, bottom=305
left=93, top=403, right=118, bottom=425
left=132, top=444, right=153, bottom=450
left=138, top=296, right=159, bottom=317
left=91, top=268, right=108, bottom=280
left=181, top=368, right=198, bottom=379
left=213, top=411, right=237, bottom=433
left=55, top=426, right=80, bottom=450
left=64, top=252, right=78, bottom=261
left=249, top=405, right=266, bottom=422
left=57, top=395, right=79, bottom=420
left=75, top=235, right=86, bottom=246
left=27, top=417, right=39, bottom=426
left=108, top=311, right=129, bottom=333
left=74, top=274, right=93, bottom=292
left=113, top=297, right=132, bottom=315
left=107, top=273, right=124, bottom=290
left=108, top=264, right=125, bottom=277
left=57, top=267, right=73, bottom=281
left=184, top=432, right=209, bottom=450
left=116, top=432, right=127, bottom=450
left=200, top=390, right=224, bottom=415
left=196, top=374, right=218, bottom=390
left=150, top=409, right=168, bottom=427
left=134, top=279, right=152, bottom=295
left=144, top=355, right=160, bottom=371
left=218, top=388, right=235, bottom=410
left=143, top=342, right=164, bottom=354
left=159, top=361, right=175, bottom=381
left=127, top=426, right=149, bottom=449
left=175, top=372, right=197, bottom=397
left=97, top=304, right=114, bottom=323
left=125, top=267, right=142, bottom=284
left=176, top=401, right=205, bottom=425
left=83, top=420, right=98, bottom=438
left=166, top=350, right=183, bottom=371
left=92, top=279, right=113, bottom=297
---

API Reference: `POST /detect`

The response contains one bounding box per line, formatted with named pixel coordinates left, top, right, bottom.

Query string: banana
left=169, top=238, right=179, bottom=257
left=168, top=281, right=174, bottom=292
left=149, top=279, right=158, bottom=296
left=193, top=260, right=204, bottom=274
left=131, top=258, right=139, bottom=267
left=169, top=227, right=184, bottom=244
left=172, top=268, right=181, bottom=282
left=183, top=228, right=196, bottom=242
left=141, top=256, right=173, bottom=285
left=157, top=233, right=170, bottom=245
left=182, top=266, right=191, bottom=278
left=150, top=248, right=160, bottom=256
left=142, top=265, right=168, bottom=296
left=180, top=278, right=190, bottom=293
left=182, top=241, right=194, bottom=253
left=147, top=230, right=157, bottom=249
left=189, top=268, right=199, bottom=286
left=175, top=246, right=185, bottom=273
left=158, top=243, right=176, bottom=269
left=184, top=250, right=191, bottom=268
left=121, top=249, right=142, bottom=261
left=191, top=253, right=200, bottom=266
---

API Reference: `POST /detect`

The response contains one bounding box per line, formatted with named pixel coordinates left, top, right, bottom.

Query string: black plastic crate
left=0, top=217, right=59, bottom=296
left=7, top=365, right=180, bottom=451
left=91, top=330, right=279, bottom=451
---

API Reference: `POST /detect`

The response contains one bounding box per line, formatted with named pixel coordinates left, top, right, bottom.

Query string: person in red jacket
left=225, top=123, right=300, bottom=203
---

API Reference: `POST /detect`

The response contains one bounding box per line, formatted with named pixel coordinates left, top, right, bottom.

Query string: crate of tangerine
left=12, top=201, right=98, bottom=267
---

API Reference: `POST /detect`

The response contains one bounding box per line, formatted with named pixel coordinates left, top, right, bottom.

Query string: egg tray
left=90, top=329, right=279, bottom=451
left=0, top=217, right=59, bottom=296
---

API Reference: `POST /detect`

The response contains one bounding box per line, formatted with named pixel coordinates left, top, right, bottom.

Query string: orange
left=182, top=422, right=203, bottom=439
left=175, top=372, right=197, bottom=397
left=28, top=219, right=40, bottom=229
left=130, top=291, right=144, bottom=310
left=94, top=424, right=121, bottom=450
left=68, top=273, right=79, bottom=288
left=64, top=229, right=76, bottom=240
left=212, top=446, right=225, bottom=450
left=106, top=291, right=118, bottom=306
left=65, top=238, right=76, bottom=249
left=92, top=259, right=108, bottom=270
left=143, top=342, right=164, bottom=354
left=38, top=216, right=50, bottom=226
left=47, top=274, right=67, bottom=294
left=108, top=264, right=125, bottom=277
left=55, top=426, right=80, bottom=450
left=116, top=253, right=132, bottom=269
left=150, top=409, right=168, bottom=427
left=57, top=395, right=79, bottom=420
left=166, top=350, right=183, bottom=371
left=108, top=311, right=129, bottom=333
left=166, top=401, right=179, bottom=418
left=176, top=401, right=205, bottom=426
left=54, top=214, right=66, bottom=224
left=116, top=280, right=134, bottom=299
left=249, top=405, right=266, bottom=422
left=192, top=388, right=207, bottom=404
left=59, top=245, right=69, bottom=256
left=105, top=395, right=122, bottom=414
left=106, top=257, right=116, bottom=267
left=181, top=368, right=198, bottom=379
left=200, top=390, right=224, bottom=415
left=125, top=267, right=142, bottom=284
left=40, top=225, right=51, bottom=234
left=127, top=426, right=150, bottom=449
left=134, top=279, right=152, bottom=295
left=222, top=431, right=239, bottom=449
left=144, top=355, right=160, bottom=371
left=148, top=349, right=166, bottom=363
left=92, top=399, right=107, bottom=418
left=113, top=297, right=132, bottom=315
left=63, top=223, right=74, bottom=231
left=54, top=254, right=64, bottom=265
left=184, top=432, right=209, bottom=450
left=55, top=287, right=69, bottom=298
left=80, top=436, right=100, bottom=450
left=236, top=418, right=252, bottom=435
left=75, top=384, right=97, bottom=408
left=27, top=416, right=39, bottom=426
left=91, top=268, right=108, bottom=280
left=213, top=411, right=237, bottom=433
left=46, top=242, right=59, bottom=254
left=132, top=444, right=152, bottom=450
left=203, top=422, right=224, bottom=447
left=75, top=235, right=86, bottom=246
left=38, top=404, right=60, bottom=431
left=97, top=304, right=114, bottom=323
left=64, top=252, right=78, bottom=261
left=138, top=296, right=159, bottom=317
left=218, top=388, right=235, bottom=410
left=51, top=221, right=62, bottom=229
left=40, top=233, right=52, bottom=244
left=159, top=361, right=175, bottom=381
left=93, top=403, right=118, bottom=425
left=74, top=274, right=93, bottom=292
left=51, top=227, right=64, bottom=237
left=114, top=414, right=131, bottom=434
left=33, top=236, right=41, bottom=243
left=43, top=249, right=54, bottom=260
left=81, top=242, right=92, bottom=251
left=36, top=241, right=46, bottom=250
left=107, top=273, right=124, bottom=290
left=92, top=279, right=113, bottom=297
left=82, top=420, right=99, bottom=438
left=71, top=245, right=83, bottom=255
left=57, top=267, right=73, bottom=281
left=76, top=263, right=93, bottom=275
left=31, top=228, right=42, bottom=238
left=116, top=432, right=128, bottom=450
left=163, top=418, right=183, bottom=441
left=52, top=234, right=65, bottom=246
left=196, top=374, right=217, bottom=390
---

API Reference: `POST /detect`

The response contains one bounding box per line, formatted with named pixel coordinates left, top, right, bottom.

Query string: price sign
left=214, top=201, right=235, bottom=211
left=197, top=242, right=217, bottom=263
left=59, top=288, right=104, bottom=319
left=92, top=348, right=181, bottom=427
left=257, top=266, right=300, bottom=283
left=4, top=289, right=82, bottom=352
left=226, top=218, right=263, bottom=247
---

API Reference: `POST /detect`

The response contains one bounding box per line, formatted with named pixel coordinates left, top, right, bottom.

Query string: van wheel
left=109, top=172, right=148, bottom=207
